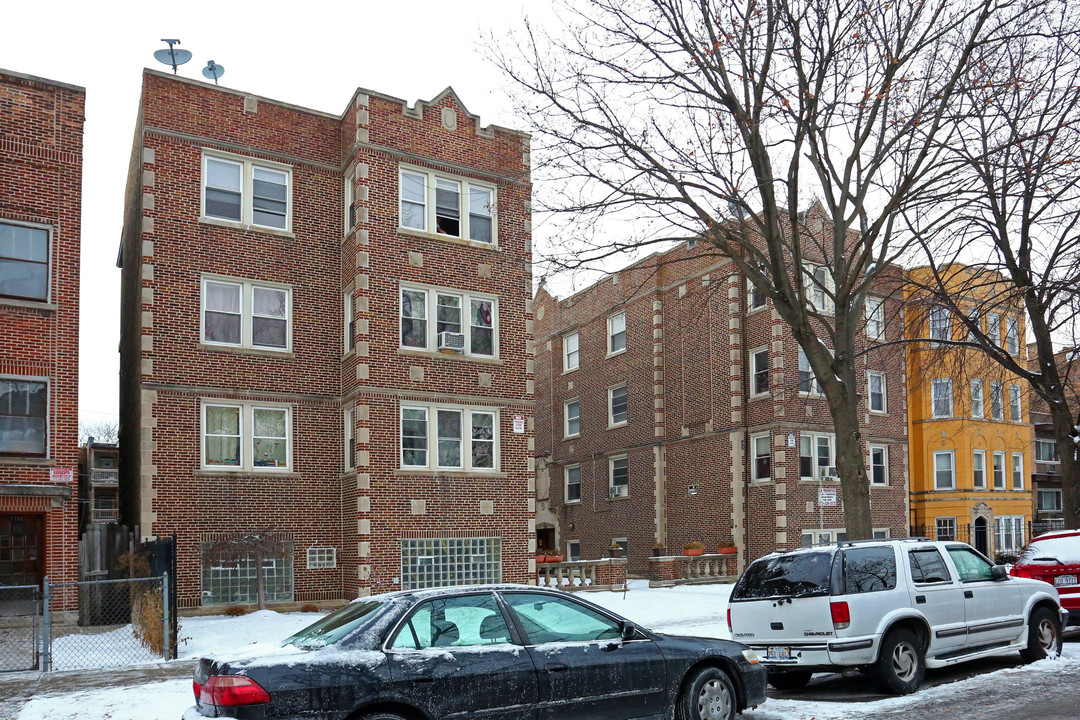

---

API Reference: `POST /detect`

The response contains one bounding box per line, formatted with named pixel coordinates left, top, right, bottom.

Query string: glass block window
left=400, top=537, right=502, bottom=590
left=306, top=547, right=337, bottom=570
left=201, top=545, right=294, bottom=605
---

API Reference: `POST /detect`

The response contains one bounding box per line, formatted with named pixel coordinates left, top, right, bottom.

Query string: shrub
left=130, top=583, right=178, bottom=655
left=224, top=605, right=250, bottom=617
left=683, top=541, right=705, bottom=550
left=300, top=603, right=319, bottom=613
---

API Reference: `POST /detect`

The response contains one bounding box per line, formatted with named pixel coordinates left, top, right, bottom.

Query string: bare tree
left=494, top=0, right=1034, bottom=538
left=79, top=418, right=119, bottom=445
left=206, top=532, right=291, bottom=610
left=909, top=2, right=1080, bottom=528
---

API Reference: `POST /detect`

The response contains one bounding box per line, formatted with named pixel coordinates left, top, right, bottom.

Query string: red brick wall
left=0, top=70, right=84, bottom=599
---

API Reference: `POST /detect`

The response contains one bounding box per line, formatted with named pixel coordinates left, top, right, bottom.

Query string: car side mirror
left=620, top=622, right=636, bottom=641
left=990, top=565, right=1009, bottom=581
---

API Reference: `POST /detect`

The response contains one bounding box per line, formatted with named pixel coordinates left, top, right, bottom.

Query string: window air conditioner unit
left=438, top=331, right=466, bottom=353
left=610, top=485, right=625, bottom=498
left=821, top=466, right=838, bottom=479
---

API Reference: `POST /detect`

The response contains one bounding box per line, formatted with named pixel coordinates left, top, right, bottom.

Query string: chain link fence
left=0, top=585, right=40, bottom=672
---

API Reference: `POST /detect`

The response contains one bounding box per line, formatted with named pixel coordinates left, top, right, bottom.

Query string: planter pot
left=716, top=547, right=737, bottom=556
left=535, top=555, right=549, bottom=564
left=682, top=548, right=704, bottom=556
left=545, top=554, right=564, bottom=563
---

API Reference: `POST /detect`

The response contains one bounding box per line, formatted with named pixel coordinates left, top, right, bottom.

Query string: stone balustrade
left=535, top=557, right=627, bottom=592
left=647, top=553, right=738, bottom=588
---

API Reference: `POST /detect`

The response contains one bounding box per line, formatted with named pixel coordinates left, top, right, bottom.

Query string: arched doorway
left=974, top=516, right=989, bottom=556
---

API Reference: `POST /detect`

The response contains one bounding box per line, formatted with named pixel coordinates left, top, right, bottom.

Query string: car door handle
left=411, top=676, right=435, bottom=684
left=964, top=590, right=974, bottom=599
left=545, top=663, right=569, bottom=673
left=915, top=595, right=926, bottom=604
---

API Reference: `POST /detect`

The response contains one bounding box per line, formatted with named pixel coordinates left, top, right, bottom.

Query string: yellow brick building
left=906, top=266, right=1032, bottom=560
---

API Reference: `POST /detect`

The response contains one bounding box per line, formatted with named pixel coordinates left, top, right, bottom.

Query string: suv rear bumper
left=748, top=635, right=879, bottom=669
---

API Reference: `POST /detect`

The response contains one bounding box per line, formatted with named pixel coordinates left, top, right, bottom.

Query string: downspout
left=741, top=273, right=752, bottom=562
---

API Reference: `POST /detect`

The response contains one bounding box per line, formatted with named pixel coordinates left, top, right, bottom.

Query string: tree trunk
left=1050, top=403, right=1080, bottom=530
left=255, top=547, right=266, bottom=610
left=830, top=398, right=874, bottom=540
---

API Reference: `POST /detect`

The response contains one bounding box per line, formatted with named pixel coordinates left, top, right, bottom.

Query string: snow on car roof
left=348, top=583, right=554, bottom=604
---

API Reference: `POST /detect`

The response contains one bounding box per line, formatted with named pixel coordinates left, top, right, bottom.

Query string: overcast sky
left=0, top=0, right=564, bottom=425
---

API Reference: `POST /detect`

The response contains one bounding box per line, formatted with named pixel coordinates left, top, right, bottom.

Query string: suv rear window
left=843, top=547, right=897, bottom=594
left=732, top=551, right=833, bottom=600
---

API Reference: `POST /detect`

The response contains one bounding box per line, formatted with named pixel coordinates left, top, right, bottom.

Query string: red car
left=1012, top=529, right=1080, bottom=626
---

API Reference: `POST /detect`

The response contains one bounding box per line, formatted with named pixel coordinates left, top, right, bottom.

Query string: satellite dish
left=153, top=39, right=192, bottom=75
left=202, top=60, right=225, bottom=85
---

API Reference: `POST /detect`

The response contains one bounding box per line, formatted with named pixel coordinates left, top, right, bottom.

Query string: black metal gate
left=141, top=532, right=178, bottom=659
left=0, top=584, right=40, bottom=672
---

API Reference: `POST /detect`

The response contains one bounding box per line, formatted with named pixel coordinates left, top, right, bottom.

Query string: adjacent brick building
left=118, top=70, right=534, bottom=608
left=0, top=69, right=84, bottom=596
left=534, top=209, right=909, bottom=575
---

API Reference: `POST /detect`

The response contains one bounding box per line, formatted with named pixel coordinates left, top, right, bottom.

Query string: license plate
left=1055, top=575, right=1077, bottom=587
left=766, top=646, right=792, bottom=661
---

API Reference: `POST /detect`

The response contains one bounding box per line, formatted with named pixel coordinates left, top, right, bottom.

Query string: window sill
left=565, top=499, right=581, bottom=505
left=564, top=434, right=580, bottom=441
left=396, top=348, right=502, bottom=365
left=0, top=457, right=56, bottom=467
left=397, top=226, right=500, bottom=251
left=199, top=342, right=295, bottom=359
left=749, top=393, right=770, bottom=402
left=0, top=297, right=57, bottom=312
left=195, top=469, right=300, bottom=478
left=607, top=422, right=628, bottom=430
left=199, top=216, right=295, bottom=239
left=870, top=410, right=888, bottom=416
left=798, top=392, right=826, bottom=399
left=394, top=469, right=507, bottom=478
left=607, top=494, right=630, bottom=502
left=748, top=305, right=767, bottom=315
left=606, top=349, right=627, bottom=360
left=562, top=366, right=579, bottom=376
left=341, top=469, right=358, bottom=480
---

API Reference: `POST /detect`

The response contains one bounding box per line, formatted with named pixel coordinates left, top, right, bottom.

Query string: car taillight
left=727, top=608, right=732, bottom=633
left=201, top=675, right=271, bottom=707
left=192, top=680, right=201, bottom=702
left=830, top=601, right=850, bottom=630
left=1011, top=566, right=1030, bottom=578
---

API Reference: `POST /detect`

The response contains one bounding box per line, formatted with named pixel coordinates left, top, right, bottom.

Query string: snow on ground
left=178, top=609, right=323, bottom=660
left=17, top=680, right=193, bottom=720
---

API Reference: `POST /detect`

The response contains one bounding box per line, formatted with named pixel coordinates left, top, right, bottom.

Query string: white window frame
left=565, top=464, right=581, bottom=504
left=995, top=516, right=1025, bottom=555
left=344, top=174, right=355, bottom=233
left=987, top=311, right=1001, bottom=345
left=752, top=433, right=772, bottom=483
left=607, top=312, right=627, bottom=356
left=990, top=381, right=1004, bottom=421
left=564, top=399, right=580, bottom=439
left=748, top=278, right=766, bottom=310
left=399, top=403, right=500, bottom=473
left=799, top=432, right=836, bottom=481
left=0, top=218, right=52, bottom=304
left=798, top=348, right=824, bottom=396
left=993, top=450, right=1006, bottom=489
left=803, top=263, right=835, bottom=314
left=306, top=547, right=337, bottom=570
left=608, top=384, right=628, bottom=427
left=867, top=371, right=887, bottom=413
left=802, top=529, right=849, bottom=546
left=1011, top=452, right=1024, bottom=490
left=751, top=347, right=770, bottom=397
left=1009, top=384, right=1022, bottom=422
left=967, top=306, right=980, bottom=342
left=929, top=305, right=950, bottom=344
left=1035, top=439, right=1059, bottom=464
left=933, top=450, right=956, bottom=490
left=936, top=517, right=957, bottom=541
left=609, top=455, right=629, bottom=497
left=1005, top=315, right=1020, bottom=355
left=1038, top=488, right=1062, bottom=512
left=973, top=449, right=986, bottom=489
left=971, top=379, right=984, bottom=419
left=397, top=165, right=498, bottom=246
left=931, top=378, right=953, bottom=418
left=563, top=331, right=580, bottom=372
left=567, top=540, right=581, bottom=562
left=201, top=151, right=292, bottom=232
left=398, top=282, right=499, bottom=358
left=866, top=296, right=885, bottom=340
left=200, top=275, right=292, bottom=352
left=869, top=445, right=889, bottom=486
left=0, top=374, right=50, bottom=458
left=200, top=400, right=292, bottom=472
left=344, top=291, right=355, bottom=353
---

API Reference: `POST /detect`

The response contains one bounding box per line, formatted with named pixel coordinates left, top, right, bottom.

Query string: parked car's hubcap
left=892, top=642, right=918, bottom=682
left=1037, top=618, right=1058, bottom=654
left=697, top=678, right=731, bottom=719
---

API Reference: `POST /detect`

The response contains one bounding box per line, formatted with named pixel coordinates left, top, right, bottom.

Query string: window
left=994, top=516, right=1025, bottom=556
left=967, top=306, right=980, bottom=342
left=564, top=400, right=580, bottom=438
left=1005, top=316, right=1020, bottom=355
left=870, top=445, right=888, bottom=485
left=1036, top=439, right=1059, bottom=463
left=751, top=348, right=769, bottom=395
left=1009, top=385, right=1021, bottom=422
left=201, top=543, right=294, bottom=605
left=344, top=408, right=355, bottom=471
left=344, top=175, right=355, bottom=232
left=398, top=167, right=496, bottom=244
left=909, top=549, right=951, bottom=584
left=993, top=451, right=1006, bottom=489
left=868, top=372, right=886, bottom=413
left=1011, top=453, right=1024, bottom=490
left=990, top=381, right=1004, bottom=421
left=201, top=277, right=290, bottom=351
left=947, top=546, right=994, bottom=582
left=607, top=312, right=626, bottom=355
left=306, top=547, right=337, bottom=570
left=800, top=433, right=835, bottom=480
left=987, top=311, right=1001, bottom=344
left=400, top=404, right=498, bottom=472
left=0, top=378, right=47, bottom=456
left=798, top=348, right=823, bottom=395
left=0, top=220, right=49, bottom=301
left=202, top=402, right=290, bottom=471
left=749, top=280, right=766, bottom=310
left=1038, top=489, right=1062, bottom=512
left=973, top=450, right=986, bottom=489
left=565, top=465, right=581, bottom=503
left=800, top=530, right=848, bottom=547
left=399, top=285, right=498, bottom=357
left=935, top=517, right=957, bottom=542
left=608, top=385, right=628, bottom=426
left=344, top=292, right=355, bottom=352
left=934, top=450, right=955, bottom=490
left=804, top=264, right=834, bottom=313
left=567, top=540, right=581, bottom=562
left=752, top=434, right=771, bottom=482
left=932, top=378, right=953, bottom=418
left=866, top=297, right=885, bottom=340
left=400, top=537, right=501, bottom=590
left=971, top=379, right=984, bottom=419
left=844, top=547, right=897, bottom=594
left=202, top=153, right=291, bottom=231
left=503, top=592, right=621, bottom=644
left=563, top=332, right=579, bottom=371
left=929, top=305, right=950, bottom=344
left=873, top=529, right=891, bottom=539
left=391, top=594, right=510, bottom=649
left=609, top=455, right=628, bottom=497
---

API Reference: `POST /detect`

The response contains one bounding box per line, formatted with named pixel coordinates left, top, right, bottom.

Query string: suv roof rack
left=836, top=536, right=932, bottom=547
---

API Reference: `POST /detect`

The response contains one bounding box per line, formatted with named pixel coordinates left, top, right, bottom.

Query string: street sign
left=50, top=467, right=73, bottom=483
left=513, top=415, right=526, bottom=434
left=818, top=487, right=838, bottom=507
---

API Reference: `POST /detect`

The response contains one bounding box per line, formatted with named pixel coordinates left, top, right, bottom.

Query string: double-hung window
left=1038, top=489, right=1062, bottom=512
left=751, top=348, right=769, bottom=395
left=0, top=377, right=47, bottom=457
left=564, top=400, right=580, bottom=438
left=967, top=306, right=980, bottom=342
left=987, top=312, right=1001, bottom=345
left=929, top=306, right=950, bottom=344
left=866, top=297, right=885, bottom=340
left=398, top=167, right=496, bottom=244
left=609, top=456, right=629, bottom=497
left=1011, top=453, right=1024, bottom=490
left=800, top=433, right=835, bottom=480
left=752, top=434, right=771, bottom=482
left=202, top=277, right=290, bottom=351
left=608, top=385, right=628, bottom=426
left=993, top=451, right=1006, bottom=489
left=344, top=408, right=355, bottom=471
left=973, top=450, right=986, bottom=489
left=344, top=174, right=355, bottom=233
left=1009, top=385, right=1021, bottom=422
left=868, top=372, right=886, bottom=413
left=798, top=348, right=823, bottom=395
left=1005, top=316, right=1020, bottom=355
left=202, top=402, right=291, bottom=471
left=1035, top=439, right=1059, bottom=463
left=995, top=516, right=1024, bottom=555
left=607, top=312, right=626, bottom=355
left=563, top=332, right=579, bottom=372
left=565, top=465, right=581, bottom=503
left=399, top=285, right=498, bottom=357
left=870, top=445, right=888, bottom=485
left=343, top=292, right=355, bottom=352
left=934, top=451, right=955, bottom=490
left=202, top=153, right=291, bottom=231
left=931, top=379, right=953, bottom=418
left=990, top=381, right=1004, bottom=421
left=400, top=404, right=498, bottom=472
left=936, top=517, right=957, bottom=542
left=749, top=280, right=766, bottom=310
left=804, top=264, right=834, bottom=313
left=971, top=379, right=984, bottom=419
left=0, top=220, right=50, bottom=302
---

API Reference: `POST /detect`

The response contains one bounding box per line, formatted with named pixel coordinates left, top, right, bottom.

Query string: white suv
left=727, top=538, right=1068, bottom=694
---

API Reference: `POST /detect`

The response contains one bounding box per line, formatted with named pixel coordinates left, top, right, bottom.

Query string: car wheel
left=676, top=666, right=737, bottom=720
left=767, top=670, right=812, bottom=690
left=355, top=714, right=407, bottom=720
left=873, top=628, right=924, bottom=695
left=1020, top=606, right=1063, bottom=663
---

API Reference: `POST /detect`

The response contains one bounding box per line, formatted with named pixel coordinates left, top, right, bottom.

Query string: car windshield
left=284, top=600, right=387, bottom=649
left=732, top=551, right=834, bottom=600
left=1017, top=535, right=1080, bottom=565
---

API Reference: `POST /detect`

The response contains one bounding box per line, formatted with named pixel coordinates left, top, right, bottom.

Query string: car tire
left=1020, top=606, right=1063, bottom=663
left=873, top=628, right=924, bottom=695
left=766, top=670, right=812, bottom=690
left=355, top=714, right=407, bottom=720
left=676, top=666, right=738, bottom=720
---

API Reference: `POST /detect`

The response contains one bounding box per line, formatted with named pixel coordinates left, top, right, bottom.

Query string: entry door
left=973, top=517, right=989, bottom=556
left=0, top=514, right=44, bottom=587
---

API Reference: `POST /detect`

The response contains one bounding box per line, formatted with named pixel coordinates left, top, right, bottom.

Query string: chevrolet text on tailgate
left=727, top=538, right=1068, bottom=694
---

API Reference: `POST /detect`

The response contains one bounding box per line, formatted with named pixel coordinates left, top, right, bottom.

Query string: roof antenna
left=202, top=60, right=225, bottom=85
left=153, top=39, right=192, bottom=75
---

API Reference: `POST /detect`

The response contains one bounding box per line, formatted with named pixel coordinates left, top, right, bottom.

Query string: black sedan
left=183, top=584, right=767, bottom=720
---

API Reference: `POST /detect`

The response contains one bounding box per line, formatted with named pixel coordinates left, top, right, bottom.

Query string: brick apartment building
left=0, top=69, right=84, bottom=595
left=118, top=70, right=534, bottom=608
left=534, top=209, right=909, bottom=575
left=1027, top=345, right=1075, bottom=535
